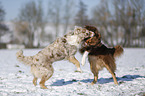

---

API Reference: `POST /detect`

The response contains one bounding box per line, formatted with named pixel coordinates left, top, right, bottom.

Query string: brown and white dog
left=16, top=26, right=95, bottom=89
left=80, top=25, right=123, bottom=85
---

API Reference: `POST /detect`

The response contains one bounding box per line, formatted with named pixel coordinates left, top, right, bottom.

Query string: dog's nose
left=90, top=31, right=95, bottom=37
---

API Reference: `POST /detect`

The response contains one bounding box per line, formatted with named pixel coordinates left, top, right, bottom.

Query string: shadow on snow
left=51, top=75, right=145, bottom=86
left=51, top=79, right=78, bottom=86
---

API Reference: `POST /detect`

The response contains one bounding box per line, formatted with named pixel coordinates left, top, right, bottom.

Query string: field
left=0, top=48, right=145, bottom=96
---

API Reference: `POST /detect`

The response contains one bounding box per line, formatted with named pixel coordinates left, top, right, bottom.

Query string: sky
left=0, top=0, right=100, bottom=21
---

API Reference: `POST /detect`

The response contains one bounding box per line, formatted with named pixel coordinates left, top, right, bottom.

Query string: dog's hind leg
left=67, top=56, right=82, bottom=72
left=39, top=76, right=48, bottom=89
left=104, top=64, right=118, bottom=85
left=91, top=73, right=98, bottom=85
left=89, top=61, right=98, bottom=85
left=39, top=73, right=53, bottom=89
left=33, top=76, right=38, bottom=86
left=39, top=64, right=54, bottom=89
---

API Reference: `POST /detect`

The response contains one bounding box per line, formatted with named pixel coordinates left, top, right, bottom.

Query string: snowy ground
left=0, top=48, right=145, bottom=96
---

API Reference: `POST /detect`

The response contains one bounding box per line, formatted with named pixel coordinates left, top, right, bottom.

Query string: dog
left=16, top=26, right=95, bottom=89
left=80, top=25, right=123, bottom=85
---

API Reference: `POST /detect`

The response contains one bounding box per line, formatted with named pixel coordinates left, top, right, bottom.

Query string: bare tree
left=35, top=0, right=46, bottom=47
left=131, top=0, right=145, bottom=47
left=74, top=0, right=89, bottom=27
left=113, top=0, right=145, bottom=47
left=63, top=0, right=75, bottom=34
left=12, top=20, right=29, bottom=44
left=15, top=0, right=45, bottom=48
left=0, top=2, right=9, bottom=42
left=91, top=0, right=113, bottom=46
left=91, top=0, right=145, bottom=47
left=47, top=0, right=62, bottom=38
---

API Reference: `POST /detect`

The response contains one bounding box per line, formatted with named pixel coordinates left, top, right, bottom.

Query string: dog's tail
left=113, top=45, right=124, bottom=57
left=16, top=50, right=33, bottom=66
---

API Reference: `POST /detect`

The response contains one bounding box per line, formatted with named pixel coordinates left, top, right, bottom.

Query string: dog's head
left=73, top=26, right=95, bottom=40
left=82, top=25, right=102, bottom=47
left=79, top=26, right=102, bottom=53
left=64, top=26, right=95, bottom=47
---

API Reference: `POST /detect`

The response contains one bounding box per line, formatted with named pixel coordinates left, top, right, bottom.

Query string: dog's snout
left=89, top=31, right=95, bottom=37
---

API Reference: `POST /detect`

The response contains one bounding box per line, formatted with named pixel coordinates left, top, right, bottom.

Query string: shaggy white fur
left=81, top=51, right=89, bottom=66
left=66, top=35, right=79, bottom=46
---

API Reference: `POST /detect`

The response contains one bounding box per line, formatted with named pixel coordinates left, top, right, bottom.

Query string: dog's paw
left=91, top=82, right=95, bottom=85
left=81, top=62, right=85, bottom=66
left=75, top=68, right=83, bottom=73
left=81, top=58, right=85, bottom=66
left=40, top=85, right=48, bottom=89
left=75, top=70, right=83, bottom=73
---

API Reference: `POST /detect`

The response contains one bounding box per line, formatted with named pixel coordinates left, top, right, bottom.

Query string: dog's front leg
left=67, top=56, right=82, bottom=72
left=81, top=51, right=89, bottom=66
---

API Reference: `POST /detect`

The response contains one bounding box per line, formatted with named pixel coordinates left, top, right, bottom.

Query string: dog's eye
left=86, top=33, right=89, bottom=35
left=77, top=29, right=81, bottom=31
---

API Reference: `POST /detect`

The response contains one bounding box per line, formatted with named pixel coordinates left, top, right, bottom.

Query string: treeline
left=0, top=0, right=145, bottom=48
left=90, top=0, right=145, bottom=47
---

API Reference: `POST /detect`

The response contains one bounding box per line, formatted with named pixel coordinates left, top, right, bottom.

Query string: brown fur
left=80, top=25, right=124, bottom=85
left=80, top=25, right=102, bottom=53
left=87, top=44, right=123, bottom=85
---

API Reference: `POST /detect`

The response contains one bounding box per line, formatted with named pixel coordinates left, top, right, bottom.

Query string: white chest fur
left=66, top=35, right=80, bottom=47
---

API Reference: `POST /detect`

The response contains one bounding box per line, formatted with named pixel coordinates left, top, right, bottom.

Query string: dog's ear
left=84, top=25, right=96, bottom=32
left=84, top=25, right=99, bottom=35
left=96, top=33, right=101, bottom=39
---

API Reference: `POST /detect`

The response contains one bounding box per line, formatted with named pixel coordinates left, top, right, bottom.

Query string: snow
left=0, top=48, right=145, bottom=96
